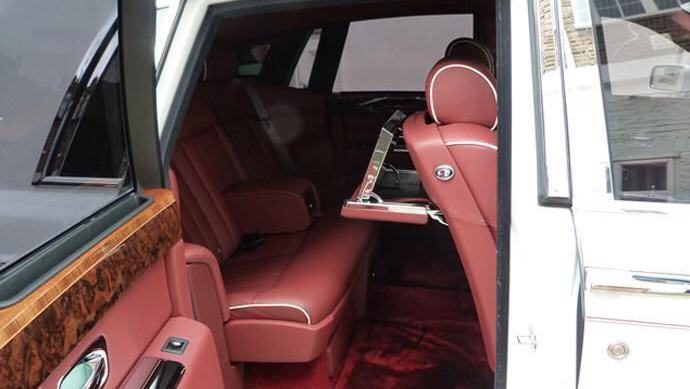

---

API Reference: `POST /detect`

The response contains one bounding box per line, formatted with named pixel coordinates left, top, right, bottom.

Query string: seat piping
left=229, top=303, right=312, bottom=325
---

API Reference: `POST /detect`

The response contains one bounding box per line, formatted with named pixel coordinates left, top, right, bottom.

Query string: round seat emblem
left=434, top=165, right=455, bottom=181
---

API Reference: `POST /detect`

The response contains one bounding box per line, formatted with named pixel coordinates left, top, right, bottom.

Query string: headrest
left=425, top=58, right=497, bottom=130
left=203, top=43, right=238, bottom=83
left=445, top=38, right=495, bottom=75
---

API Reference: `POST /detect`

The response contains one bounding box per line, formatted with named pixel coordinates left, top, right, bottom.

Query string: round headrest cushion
left=425, top=59, right=497, bottom=130
left=445, top=38, right=495, bottom=74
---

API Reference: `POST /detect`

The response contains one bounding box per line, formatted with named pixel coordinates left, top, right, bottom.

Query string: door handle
left=58, top=340, right=109, bottom=389
left=590, top=273, right=690, bottom=297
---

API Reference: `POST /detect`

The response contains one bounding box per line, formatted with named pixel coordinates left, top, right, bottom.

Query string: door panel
left=0, top=190, right=180, bottom=389
left=39, top=258, right=172, bottom=389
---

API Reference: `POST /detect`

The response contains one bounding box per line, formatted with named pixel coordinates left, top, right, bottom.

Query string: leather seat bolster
left=223, top=211, right=376, bottom=325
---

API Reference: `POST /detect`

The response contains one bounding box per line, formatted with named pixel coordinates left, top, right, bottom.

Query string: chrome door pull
left=59, top=339, right=108, bottom=389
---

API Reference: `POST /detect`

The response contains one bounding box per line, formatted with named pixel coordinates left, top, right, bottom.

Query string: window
left=289, top=29, right=322, bottom=89
left=654, top=0, right=683, bottom=10
left=587, top=0, right=683, bottom=20
left=614, top=159, right=675, bottom=199
left=572, top=0, right=594, bottom=28
left=34, top=48, right=128, bottom=186
left=0, top=10, right=132, bottom=272
left=237, top=43, right=272, bottom=77
left=155, top=0, right=185, bottom=68
left=588, top=0, right=690, bottom=203
left=332, top=15, right=474, bottom=92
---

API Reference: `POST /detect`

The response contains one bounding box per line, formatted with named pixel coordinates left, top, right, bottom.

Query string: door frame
left=495, top=0, right=512, bottom=386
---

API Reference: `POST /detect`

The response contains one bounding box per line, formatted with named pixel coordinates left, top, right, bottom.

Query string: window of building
left=583, top=0, right=683, bottom=21
left=289, top=29, right=322, bottom=89
left=237, top=43, right=272, bottom=77
left=332, top=14, right=474, bottom=92
left=573, top=0, right=594, bottom=28
left=654, top=0, right=683, bottom=10
left=614, top=159, right=675, bottom=200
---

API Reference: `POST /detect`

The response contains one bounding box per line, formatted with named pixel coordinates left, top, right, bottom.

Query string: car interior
left=0, top=0, right=501, bottom=388
left=163, top=1, right=497, bottom=388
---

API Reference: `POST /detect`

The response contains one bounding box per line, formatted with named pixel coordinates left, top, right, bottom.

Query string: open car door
left=565, top=2, right=690, bottom=388
left=505, top=1, right=690, bottom=388
left=0, top=1, right=223, bottom=388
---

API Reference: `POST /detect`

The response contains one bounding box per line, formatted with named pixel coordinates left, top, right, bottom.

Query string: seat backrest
left=201, top=43, right=345, bottom=208
left=171, top=86, right=246, bottom=262
left=403, top=58, right=497, bottom=370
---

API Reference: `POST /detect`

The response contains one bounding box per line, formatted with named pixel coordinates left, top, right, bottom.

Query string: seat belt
left=244, top=85, right=303, bottom=176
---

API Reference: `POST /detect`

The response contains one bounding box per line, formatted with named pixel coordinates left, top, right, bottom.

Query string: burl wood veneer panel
left=0, top=189, right=180, bottom=389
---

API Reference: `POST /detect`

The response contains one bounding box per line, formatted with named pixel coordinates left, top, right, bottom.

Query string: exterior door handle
left=590, top=273, right=690, bottom=297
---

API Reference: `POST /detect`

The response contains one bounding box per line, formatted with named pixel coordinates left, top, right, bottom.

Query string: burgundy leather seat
left=200, top=44, right=348, bottom=210
left=171, top=79, right=376, bottom=362
left=445, top=37, right=495, bottom=75
left=403, top=58, right=497, bottom=369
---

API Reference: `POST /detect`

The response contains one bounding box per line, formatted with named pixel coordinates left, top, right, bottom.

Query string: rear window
left=587, top=1, right=690, bottom=202
left=333, top=14, right=474, bottom=92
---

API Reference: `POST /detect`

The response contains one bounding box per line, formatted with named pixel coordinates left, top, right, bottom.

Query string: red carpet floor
left=244, top=223, right=493, bottom=389
left=334, top=286, right=493, bottom=389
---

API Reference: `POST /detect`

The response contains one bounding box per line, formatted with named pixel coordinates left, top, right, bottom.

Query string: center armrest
left=224, top=177, right=321, bottom=234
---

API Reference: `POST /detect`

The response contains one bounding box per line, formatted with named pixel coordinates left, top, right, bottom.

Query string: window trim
left=32, top=24, right=127, bottom=188
left=529, top=0, right=573, bottom=207
left=0, top=193, right=150, bottom=308
left=156, top=0, right=187, bottom=80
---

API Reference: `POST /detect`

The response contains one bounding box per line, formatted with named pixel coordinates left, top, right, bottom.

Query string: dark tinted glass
left=0, top=0, right=131, bottom=271
left=50, top=53, right=127, bottom=179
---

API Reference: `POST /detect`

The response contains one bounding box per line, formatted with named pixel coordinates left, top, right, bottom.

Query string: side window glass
left=34, top=48, right=128, bottom=186
left=237, top=43, right=272, bottom=77
left=0, top=15, right=133, bottom=272
left=155, top=0, right=185, bottom=69
left=289, top=29, right=322, bottom=89
left=587, top=1, right=690, bottom=202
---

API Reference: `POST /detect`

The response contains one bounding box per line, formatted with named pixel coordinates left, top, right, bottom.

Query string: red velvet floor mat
left=334, top=286, right=493, bottom=389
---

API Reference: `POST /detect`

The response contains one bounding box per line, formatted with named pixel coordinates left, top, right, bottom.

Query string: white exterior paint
left=505, top=2, right=580, bottom=388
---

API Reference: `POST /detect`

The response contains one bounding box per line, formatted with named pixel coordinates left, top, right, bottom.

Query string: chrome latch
left=427, top=209, right=448, bottom=226
left=516, top=325, right=537, bottom=350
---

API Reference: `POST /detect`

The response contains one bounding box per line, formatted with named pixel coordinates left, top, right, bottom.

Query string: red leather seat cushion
left=223, top=211, right=375, bottom=325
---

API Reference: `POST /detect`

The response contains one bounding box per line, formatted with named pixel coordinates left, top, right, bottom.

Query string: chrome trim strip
left=229, top=303, right=312, bottom=325
left=444, top=141, right=498, bottom=150
left=587, top=316, right=690, bottom=331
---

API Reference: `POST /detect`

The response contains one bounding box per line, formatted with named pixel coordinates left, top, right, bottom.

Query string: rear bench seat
left=200, top=44, right=349, bottom=210
left=171, top=80, right=377, bottom=363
